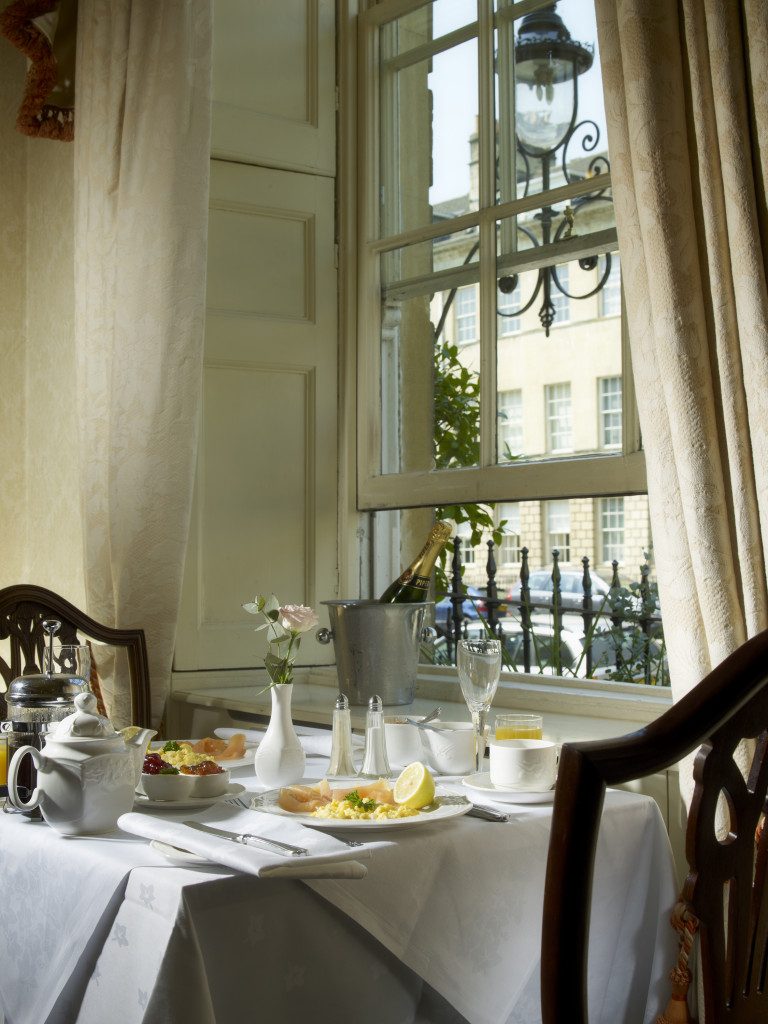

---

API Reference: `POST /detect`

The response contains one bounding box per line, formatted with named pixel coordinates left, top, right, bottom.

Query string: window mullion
left=478, top=0, right=496, bottom=468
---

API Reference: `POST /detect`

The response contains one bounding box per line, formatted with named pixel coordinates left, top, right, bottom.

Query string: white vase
left=254, top=683, right=306, bottom=788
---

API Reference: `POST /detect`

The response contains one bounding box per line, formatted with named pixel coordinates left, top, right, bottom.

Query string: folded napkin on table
left=215, top=726, right=364, bottom=758
left=118, top=804, right=388, bottom=879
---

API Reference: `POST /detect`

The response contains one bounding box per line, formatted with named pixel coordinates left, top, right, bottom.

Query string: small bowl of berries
left=179, top=761, right=230, bottom=798
left=140, top=753, right=196, bottom=801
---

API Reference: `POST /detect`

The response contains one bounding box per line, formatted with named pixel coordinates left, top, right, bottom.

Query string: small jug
left=7, top=692, right=136, bottom=835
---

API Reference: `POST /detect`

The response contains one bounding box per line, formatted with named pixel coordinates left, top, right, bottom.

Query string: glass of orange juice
left=495, top=714, right=543, bottom=740
left=0, top=735, right=7, bottom=796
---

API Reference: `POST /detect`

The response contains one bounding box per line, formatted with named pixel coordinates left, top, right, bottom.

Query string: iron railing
left=436, top=540, right=668, bottom=686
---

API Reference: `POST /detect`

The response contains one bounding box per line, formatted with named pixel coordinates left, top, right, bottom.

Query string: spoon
left=406, top=706, right=442, bottom=729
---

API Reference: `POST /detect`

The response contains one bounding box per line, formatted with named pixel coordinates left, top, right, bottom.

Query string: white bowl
left=419, top=721, right=476, bottom=775
left=139, top=771, right=196, bottom=802
left=186, top=768, right=230, bottom=798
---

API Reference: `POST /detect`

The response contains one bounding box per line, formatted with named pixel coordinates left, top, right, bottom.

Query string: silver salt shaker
left=328, top=693, right=356, bottom=777
left=358, top=694, right=391, bottom=779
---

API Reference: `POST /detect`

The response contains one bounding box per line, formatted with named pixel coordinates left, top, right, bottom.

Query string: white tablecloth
left=0, top=759, right=679, bottom=1024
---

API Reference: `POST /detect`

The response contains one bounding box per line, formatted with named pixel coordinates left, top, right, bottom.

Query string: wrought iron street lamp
left=498, top=2, right=614, bottom=336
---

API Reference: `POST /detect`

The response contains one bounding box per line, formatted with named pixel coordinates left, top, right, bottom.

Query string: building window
left=550, top=265, right=570, bottom=325
left=455, top=286, right=477, bottom=345
left=600, top=254, right=621, bottom=318
left=545, top=383, right=572, bottom=453
left=455, top=520, right=476, bottom=565
left=497, top=389, right=523, bottom=460
left=498, top=502, right=521, bottom=565
left=599, top=377, right=622, bottom=449
left=601, top=497, right=625, bottom=562
left=497, top=281, right=521, bottom=336
left=546, top=500, right=571, bottom=563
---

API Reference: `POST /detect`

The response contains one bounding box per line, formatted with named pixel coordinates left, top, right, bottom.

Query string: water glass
left=457, top=638, right=501, bottom=773
left=43, top=644, right=91, bottom=688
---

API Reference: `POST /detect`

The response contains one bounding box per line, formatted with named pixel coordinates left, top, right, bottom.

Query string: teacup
left=419, top=722, right=476, bottom=775
left=489, top=738, right=557, bottom=791
left=384, top=718, right=423, bottom=768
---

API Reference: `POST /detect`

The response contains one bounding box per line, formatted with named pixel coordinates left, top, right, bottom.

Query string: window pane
left=379, top=24, right=478, bottom=238
left=496, top=213, right=623, bottom=465
left=380, top=285, right=481, bottom=475
left=494, top=0, right=611, bottom=206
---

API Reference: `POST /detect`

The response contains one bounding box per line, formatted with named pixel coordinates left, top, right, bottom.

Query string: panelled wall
left=175, top=0, right=338, bottom=674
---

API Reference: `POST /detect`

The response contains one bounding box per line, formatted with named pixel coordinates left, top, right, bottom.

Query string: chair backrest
left=541, top=628, right=768, bottom=1024
left=0, top=584, right=151, bottom=728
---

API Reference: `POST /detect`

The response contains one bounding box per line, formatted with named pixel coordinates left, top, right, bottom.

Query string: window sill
left=171, top=662, right=671, bottom=738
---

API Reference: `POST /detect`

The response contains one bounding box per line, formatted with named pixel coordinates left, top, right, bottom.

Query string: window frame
left=356, top=0, right=645, bottom=513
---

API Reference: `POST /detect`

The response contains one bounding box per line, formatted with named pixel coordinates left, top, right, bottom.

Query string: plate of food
left=149, top=735, right=255, bottom=771
left=461, top=772, right=555, bottom=804
left=253, top=763, right=472, bottom=831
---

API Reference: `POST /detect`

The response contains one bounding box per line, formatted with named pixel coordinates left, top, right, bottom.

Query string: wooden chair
left=0, top=583, right=151, bottom=728
left=542, top=628, right=768, bottom=1024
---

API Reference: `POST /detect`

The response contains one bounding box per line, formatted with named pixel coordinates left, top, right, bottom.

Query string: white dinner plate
left=253, top=786, right=472, bottom=830
left=461, top=772, right=556, bottom=804
left=149, top=739, right=256, bottom=771
left=134, top=782, right=246, bottom=811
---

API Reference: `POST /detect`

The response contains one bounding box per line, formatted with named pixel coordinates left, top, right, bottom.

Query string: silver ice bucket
left=317, top=600, right=434, bottom=706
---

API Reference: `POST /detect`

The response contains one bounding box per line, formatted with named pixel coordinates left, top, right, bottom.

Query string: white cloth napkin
left=215, top=725, right=364, bottom=758
left=118, top=805, right=381, bottom=879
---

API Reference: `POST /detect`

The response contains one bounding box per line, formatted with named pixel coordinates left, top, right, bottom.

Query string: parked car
left=506, top=570, right=611, bottom=612
left=428, top=620, right=586, bottom=676
left=434, top=586, right=486, bottom=630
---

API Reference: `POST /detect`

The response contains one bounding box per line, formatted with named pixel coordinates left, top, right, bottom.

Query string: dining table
left=0, top=728, right=679, bottom=1024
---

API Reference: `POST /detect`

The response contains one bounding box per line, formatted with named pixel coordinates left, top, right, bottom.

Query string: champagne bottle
left=379, top=521, right=453, bottom=603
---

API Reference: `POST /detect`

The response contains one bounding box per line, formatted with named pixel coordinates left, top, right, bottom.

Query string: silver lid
left=334, top=693, right=349, bottom=711
left=7, top=672, right=84, bottom=708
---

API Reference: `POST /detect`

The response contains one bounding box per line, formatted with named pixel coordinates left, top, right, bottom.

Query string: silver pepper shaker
left=358, top=694, right=391, bottom=779
left=328, top=693, right=356, bottom=777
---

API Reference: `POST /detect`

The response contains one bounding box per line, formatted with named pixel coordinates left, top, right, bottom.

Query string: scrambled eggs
left=151, top=743, right=210, bottom=769
left=312, top=800, right=418, bottom=821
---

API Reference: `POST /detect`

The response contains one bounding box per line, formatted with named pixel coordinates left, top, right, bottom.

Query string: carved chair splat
left=541, top=628, right=768, bottom=1024
left=0, top=584, right=151, bottom=728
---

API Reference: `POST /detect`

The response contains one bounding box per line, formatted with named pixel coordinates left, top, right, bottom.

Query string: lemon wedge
left=119, top=726, right=142, bottom=741
left=393, top=762, right=436, bottom=810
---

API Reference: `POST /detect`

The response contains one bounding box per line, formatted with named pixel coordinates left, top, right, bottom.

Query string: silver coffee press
left=2, top=620, right=87, bottom=815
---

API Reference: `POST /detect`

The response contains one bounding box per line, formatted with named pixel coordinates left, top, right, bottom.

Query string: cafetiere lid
left=7, top=673, right=84, bottom=707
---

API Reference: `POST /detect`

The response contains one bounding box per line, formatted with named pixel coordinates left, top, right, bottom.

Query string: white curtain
left=595, top=0, right=768, bottom=800
left=74, top=1, right=212, bottom=726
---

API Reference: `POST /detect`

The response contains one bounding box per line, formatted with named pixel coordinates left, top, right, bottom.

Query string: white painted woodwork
left=175, top=161, right=338, bottom=670
left=212, top=0, right=335, bottom=177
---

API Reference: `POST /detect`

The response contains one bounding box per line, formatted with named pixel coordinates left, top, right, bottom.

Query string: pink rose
left=278, top=604, right=318, bottom=634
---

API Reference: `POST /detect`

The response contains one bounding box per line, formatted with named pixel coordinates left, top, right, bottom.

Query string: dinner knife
left=467, top=804, right=512, bottom=822
left=183, top=821, right=309, bottom=856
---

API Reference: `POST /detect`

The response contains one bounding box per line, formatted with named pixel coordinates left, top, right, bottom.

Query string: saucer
left=134, top=782, right=246, bottom=811
left=461, top=772, right=555, bottom=804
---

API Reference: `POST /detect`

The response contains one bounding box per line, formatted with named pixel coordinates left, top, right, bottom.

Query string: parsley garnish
left=161, top=741, right=181, bottom=752
left=345, top=790, right=378, bottom=812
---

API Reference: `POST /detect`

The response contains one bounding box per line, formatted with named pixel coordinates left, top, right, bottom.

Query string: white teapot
left=7, top=692, right=136, bottom=835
